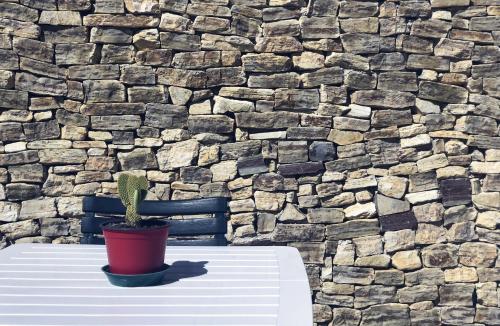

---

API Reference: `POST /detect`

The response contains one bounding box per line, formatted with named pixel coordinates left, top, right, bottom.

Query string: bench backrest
left=81, top=196, right=228, bottom=246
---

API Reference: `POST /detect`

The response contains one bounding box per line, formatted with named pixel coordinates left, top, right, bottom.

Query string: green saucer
left=102, top=264, right=170, bottom=287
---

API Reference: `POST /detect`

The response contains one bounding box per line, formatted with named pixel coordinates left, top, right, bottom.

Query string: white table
left=0, top=243, right=312, bottom=326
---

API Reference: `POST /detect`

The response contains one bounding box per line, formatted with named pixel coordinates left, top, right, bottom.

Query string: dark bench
left=81, top=196, right=228, bottom=246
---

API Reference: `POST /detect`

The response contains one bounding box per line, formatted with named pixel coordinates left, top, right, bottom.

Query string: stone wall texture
left=0, top=0, right=499, bottom=324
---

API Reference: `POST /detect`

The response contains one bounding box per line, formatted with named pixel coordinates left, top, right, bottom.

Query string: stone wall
left=0, top=0, right=499, bottom=324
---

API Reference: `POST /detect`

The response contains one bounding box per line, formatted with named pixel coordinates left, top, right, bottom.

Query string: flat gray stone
left=360, top=304, right=410, bottom=326
left=327, top=220, right=380, bottom=240
left=376, top=194, right=410, bottom=216
left=421, top=244, right=459, bottom=268
left=352, top=90, right=415, bottom=108
left=418, top=81, right=468, bottom=104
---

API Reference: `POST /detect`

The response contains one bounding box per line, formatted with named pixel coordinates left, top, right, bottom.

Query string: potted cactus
left=102, top=174, right=169, bottom=275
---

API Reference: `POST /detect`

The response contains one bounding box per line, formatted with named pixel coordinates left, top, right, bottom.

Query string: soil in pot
left=102, top=220, right=169, bottom=275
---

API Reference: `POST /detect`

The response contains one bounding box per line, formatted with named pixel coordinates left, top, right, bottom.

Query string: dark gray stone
left=254, top=173, right=284, bottom=192
left=157, top=68, right=207, bottom=88
left=352, top=90, right=415, bottom=108
left=0, top=90, right=29, bottom=110
left=301, top=67, right=343, bottom=87
left=275, top=89, right=319, bottom=111
left=371, top=53, right=406, bottom=71
left=144, top=104, right=188, bottom=129
left=278, top=162, right=324, bottom=176
left=117, top=148, right=158, bottom=170
left=55, top=110, right=89, bottom=127
left=341, top=33, right=380, bottom=54
left=0, top=151, right=39, bottom=167
left=8, top=164, right=44, bottom=183
left=84, top=80, right=125, bottom=103
left=327, top=220, right=380, bottom=240
left=354, top=286, right=397, bottom=309
left=0, top=123, right=25, bottom=142
left=407, top=54, right=450, bottom=71
left=411, top=19, right=451, bottom=38
left=278, top=141, right=308, bottom=163
left=242, top=53, right=291, bottom=72
left=271, top=224, right=325, bottom=242
left=237, top=155, right=268, bottom=176
left=300, top=16, right=339, bottom=39
left=23, top=120, right=60, bottom=141
left=475, top=307, right=500, bottom=325
left=91, top=115, right=142, bottom=130
left=419, top=81, right=468, bottom=104
left=0, top=3, right=39, bottom=22
left=180, top=166, right=212, bottom=184
left=43, top=26, right=87, bottom=43
left=188, top=115, right=234, bottom=134
left=55, top=43, right=97, bottom=65
left=111, top=131, right=132, bottom=145
left=441, top=307, right=475, bottom=325
left=440, top=178, right=471, bottom=207
left=13, top=37, right=53, bottom=63
left=409, top=171, right=438, bottom=193
left=235, top=112, right=299, bottom=129
left=339, top=1, right=378, bottom=18
left=0, top=49, right=19, bottom=70
left=6, top=183, right=41, bottom=201
left=309, top=141, right=336, bottom=162
left=120, top=65, right=155, bottom=85
left=19, top=58, right=65, bottom=79
left=41, top=218, right=70, bottom=237
left=421, top=244, right=459, bottom=268
left=439, top=283, right=475, bottom=306
left=345, top=71, right=377, bottom=90
left=90, top=27, right=132, bottom=43
left=410, top=309, right=440, bottom=326
left=378, top=72, right=418, bottom=91
left=360, top=304, right=410, bottom=326
left=248, top=72, right=299, bottom=89
left=332, top=266, right=375, bottom=285
left=16, top=72, right=67, bottom=96
left=379, top=212, right=418, bottom=232
left=371, top=110, right=413, bottom=128
left=325, top=155, right=372, bottom=172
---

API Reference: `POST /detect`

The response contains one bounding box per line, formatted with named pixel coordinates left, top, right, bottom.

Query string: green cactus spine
left=117, top=174, right=148, bottom=227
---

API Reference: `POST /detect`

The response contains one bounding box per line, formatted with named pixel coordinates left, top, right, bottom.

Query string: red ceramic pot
left=102, top=221, right=169, bottom=275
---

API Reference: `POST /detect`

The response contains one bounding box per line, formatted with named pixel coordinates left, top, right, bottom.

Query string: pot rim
left=101, top=220, right=169, bottom=233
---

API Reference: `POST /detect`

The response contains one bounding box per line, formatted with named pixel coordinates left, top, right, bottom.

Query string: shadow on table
left=161, top=260, right=208, bottom=284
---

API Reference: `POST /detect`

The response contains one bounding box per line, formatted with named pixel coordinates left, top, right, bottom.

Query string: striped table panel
left=0, top=244, right=312, bottom=326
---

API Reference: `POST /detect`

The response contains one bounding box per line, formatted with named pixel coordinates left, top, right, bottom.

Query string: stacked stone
left=0, top=0, right=499, bottom=324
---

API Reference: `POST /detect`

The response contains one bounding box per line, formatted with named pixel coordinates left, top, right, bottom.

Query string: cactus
left=117, top=173, right=148, bottom=227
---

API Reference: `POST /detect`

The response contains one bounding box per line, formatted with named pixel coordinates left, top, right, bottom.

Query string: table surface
left=0, top=243, right=312, bottom=326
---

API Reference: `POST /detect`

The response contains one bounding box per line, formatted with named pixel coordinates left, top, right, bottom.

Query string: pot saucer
left=102, top=264, right=170, bottom=287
